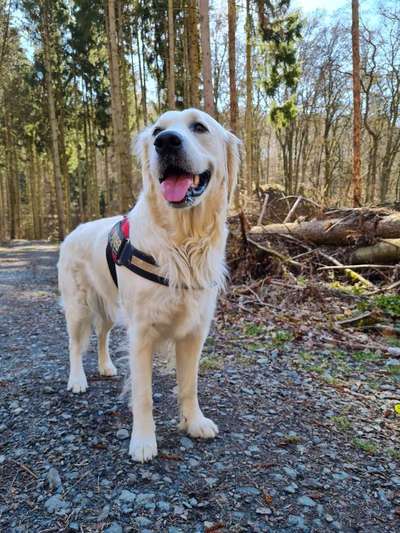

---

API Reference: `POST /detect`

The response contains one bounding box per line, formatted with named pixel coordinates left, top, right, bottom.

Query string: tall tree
left=228, top=0, right=240, bottom=207
left=187, top=0, right=200, bottom=108
left=245, top=0, right=253, bottom=195
left=352, top=0, right=362, bottom=207
left=167, top=0, right=175, bottom=109
left=105, top=0, right=132, bottom=212
left=228, top=0, right=238, bottom=135
left=199, top=0, right=214, bottom=115
left=41, top=1, right=65, bottom=240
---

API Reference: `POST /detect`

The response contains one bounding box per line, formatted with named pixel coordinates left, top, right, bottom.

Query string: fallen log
left=249, top=211, right=400, bottom=246
left=350, top=239, right=400, bottom=264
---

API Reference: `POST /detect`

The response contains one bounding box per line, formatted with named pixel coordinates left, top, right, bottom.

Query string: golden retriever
left=57, top=109, right=240, bottom=462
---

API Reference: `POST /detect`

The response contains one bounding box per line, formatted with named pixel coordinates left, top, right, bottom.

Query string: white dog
left=58, top=109, right=240, bottom=462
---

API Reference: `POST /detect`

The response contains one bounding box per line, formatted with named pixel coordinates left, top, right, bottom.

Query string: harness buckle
left=116, top=238, right=132, bottom=266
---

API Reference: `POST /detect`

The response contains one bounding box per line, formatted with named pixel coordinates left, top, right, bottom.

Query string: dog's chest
left=134, top=287, right=216, bottom=339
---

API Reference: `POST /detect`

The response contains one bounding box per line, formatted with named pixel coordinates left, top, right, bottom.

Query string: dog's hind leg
left=95, top=318, right=117, bottom=377
left=66, top=310, right=91, bottom=393
left=176, top=331, right=219, bottom=439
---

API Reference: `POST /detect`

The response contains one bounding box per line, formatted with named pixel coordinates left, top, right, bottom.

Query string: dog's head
left=135, top=109, right=240, bottom=209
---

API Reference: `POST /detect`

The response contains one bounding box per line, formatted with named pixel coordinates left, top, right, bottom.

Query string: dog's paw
left=180, top=415, right=219, bottom=439
left=129, top=433, right=158, bottom=462
left=67, top=372, right=88, bottom=393
left=99, top=362, right=118, bottom=377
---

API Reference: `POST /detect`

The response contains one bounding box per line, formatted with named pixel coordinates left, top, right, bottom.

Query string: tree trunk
left=0, top=169, right=7, bottom=239
left=58, top=105, right=71, bottom=233
left=187, top=0, right=200, bottom=108
left=352, top=0, right=362, bottom=207
left=104, top=144, right=111, bottom=212
left=245, top=0, right=253, bottom=196
left=250, top=212, right=400, bottom=246
left=42, top=2, right=65, bottom=240
left=140, top=26, right=148, bottom=124
left=128, top=25, right=140, bottom=129
left=28, top=140, right=41, bottom=239
left=3, top=111, right=17, bottom=238
left=106, top=0, right=132, bottom=212
left=228, top=0, right=240, bottom=208
left=199, top=0, right=214, bottom=115
left=351, top=239, right=400, bottom=264
left=167, top=0, right=176, bottom=109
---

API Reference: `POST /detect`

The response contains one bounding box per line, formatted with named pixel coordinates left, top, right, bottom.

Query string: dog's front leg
left=128, top=326, right=157, bottom=462
left=176, top=331, right=219, bottom=439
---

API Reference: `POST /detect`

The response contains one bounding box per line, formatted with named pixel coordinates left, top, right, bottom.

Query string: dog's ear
left=225, top=131, right=241, bottom=205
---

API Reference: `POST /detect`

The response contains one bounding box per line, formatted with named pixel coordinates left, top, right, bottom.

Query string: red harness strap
left=106, top=217, right=169, bottom=288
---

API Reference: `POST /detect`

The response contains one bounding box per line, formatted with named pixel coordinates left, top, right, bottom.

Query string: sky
left=293, top=0, right=347, bottom=11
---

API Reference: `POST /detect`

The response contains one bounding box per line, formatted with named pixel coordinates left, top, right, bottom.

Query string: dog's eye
left=191, top=122, right=208, bottom=133
left=153, top=127, right=163, bottom=137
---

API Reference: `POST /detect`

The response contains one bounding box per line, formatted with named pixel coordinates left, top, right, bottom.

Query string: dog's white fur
left=58, top=109, right=240, bottom=462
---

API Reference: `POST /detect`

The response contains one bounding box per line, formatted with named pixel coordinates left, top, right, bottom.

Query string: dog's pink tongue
left=161, top=175, right=192, bottom=202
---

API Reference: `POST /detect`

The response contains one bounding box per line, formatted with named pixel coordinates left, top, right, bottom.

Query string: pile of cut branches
left=228, top=191, right=400, bottom=293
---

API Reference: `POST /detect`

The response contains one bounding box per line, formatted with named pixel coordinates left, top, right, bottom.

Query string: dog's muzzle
left=154, top=130, right=211, bottom=208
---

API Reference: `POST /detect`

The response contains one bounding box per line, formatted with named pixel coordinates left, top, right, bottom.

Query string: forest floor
left=0, top=242, right=400, bottom=533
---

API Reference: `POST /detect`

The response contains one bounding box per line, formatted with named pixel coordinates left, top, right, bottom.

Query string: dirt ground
left=0, top=242, right=399, bottom=533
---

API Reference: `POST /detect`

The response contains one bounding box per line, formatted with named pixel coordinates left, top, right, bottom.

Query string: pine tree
left=257, top=0, right=302, bottom=128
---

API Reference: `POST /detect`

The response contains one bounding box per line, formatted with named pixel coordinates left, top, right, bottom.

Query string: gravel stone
left=136, top=516, right=152, bottom=527
left=119, top=490, right=136, bottom=504
left=288, top=515, right=305, bottom=528
left=297, top=495, right=317, bottom=507
left=180, top=436, right=194, bottom=449
left=116, top=428, right=130, bottom=440
left=135, top=492, right=155, bottom=507
left=47, top=467, right=62, bottom=490
left=284, top=482, right=298, bottom=493
left=104, top=524, right=123, bottom=533
left=236, top=486, right=261, bottom=496
left=283, top=466, right=298, bottom=479
left=333, top=471, right=349, bottom=481
left=44, top=495, right=69, bottom=514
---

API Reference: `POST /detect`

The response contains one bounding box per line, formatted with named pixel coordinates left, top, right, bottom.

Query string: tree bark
left=250, top=212, right=400, bottom=246
left=352, top=0, right=362, bottom=207
left=228, top=0, right=240, bottom=209
left=187, top=0, right=200, bottom=108
left=167, top=0, right=176, bottom=109
left=28, top=140, right=41, bottom=239
left=245, top=0, right=253, bottom=196
left=199, top=0, right=214, bottom=115
left=106, top=0, right=132, bottom=212
left=351, top=239, right=400, bottom=264
left=42, top=2, right=65, bottom=240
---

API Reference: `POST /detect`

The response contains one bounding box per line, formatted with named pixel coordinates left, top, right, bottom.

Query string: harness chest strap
left=106, top=217, right=169, bottom=288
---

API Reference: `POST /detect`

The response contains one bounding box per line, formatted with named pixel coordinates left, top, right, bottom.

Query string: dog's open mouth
left=159, top=166, right=211, bottom=207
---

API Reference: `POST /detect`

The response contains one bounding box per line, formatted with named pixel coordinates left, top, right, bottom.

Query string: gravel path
left=0, top=242, right=399, bottom=532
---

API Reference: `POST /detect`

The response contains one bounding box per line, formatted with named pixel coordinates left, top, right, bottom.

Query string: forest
left=0, top=0, right=399, bottom=242
left=2, top=2, right=400, bottom=530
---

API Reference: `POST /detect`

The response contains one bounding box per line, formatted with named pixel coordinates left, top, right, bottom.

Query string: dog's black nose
left=154, top=131, right=183, bottom=155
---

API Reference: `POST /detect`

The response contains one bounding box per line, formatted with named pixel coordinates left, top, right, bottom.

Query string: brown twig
left=318, top=250, right=375, bottom=288
left=246, top=236, right=300, bottom=267
left=284, top=196, right=303, bottom=223
left=318, top=264, right=397, bottom=271
left=367, top=279, right=400, bottom=295
left=9, top=459, right=38, bottom=479
left=257, top=193, right=270, bottom=225
left=63, top=470, right=90, bottom=496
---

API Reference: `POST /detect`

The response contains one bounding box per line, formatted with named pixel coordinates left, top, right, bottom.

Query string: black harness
left=106, top=217, right=169, bottom=288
